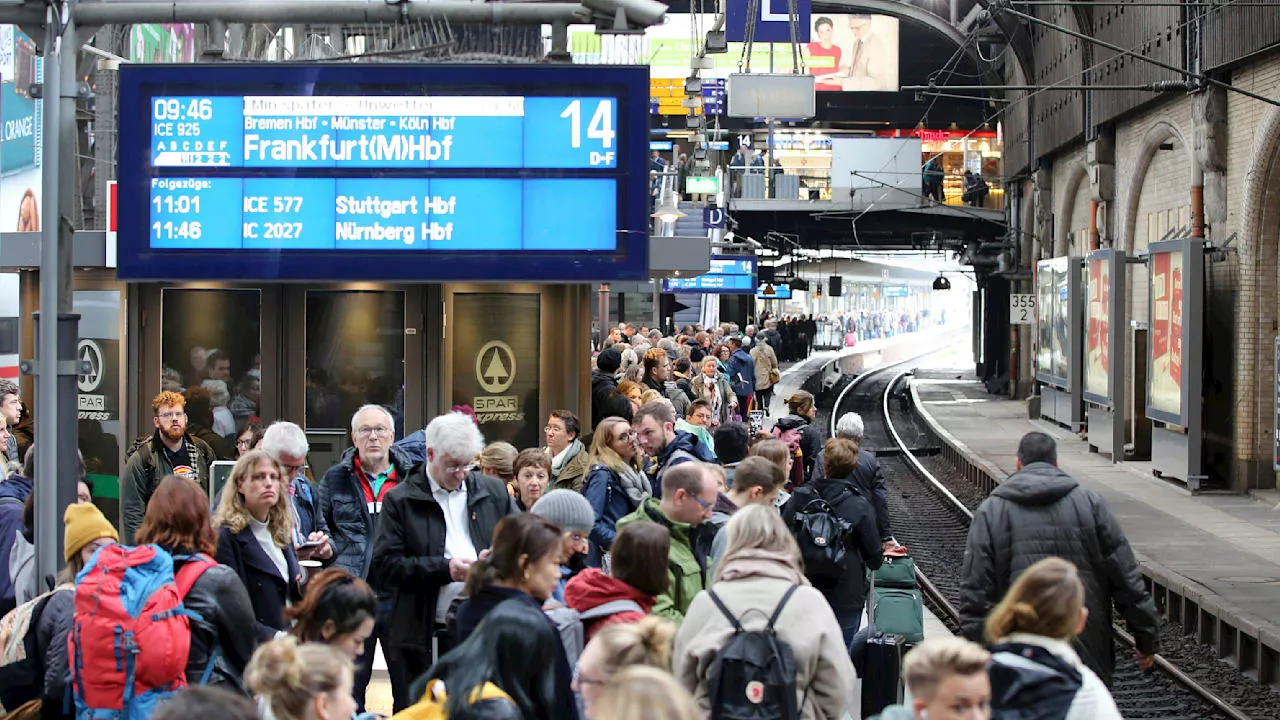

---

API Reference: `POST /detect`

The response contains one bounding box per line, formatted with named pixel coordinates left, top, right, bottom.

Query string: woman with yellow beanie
left=24, top=502, right=117, bottom=718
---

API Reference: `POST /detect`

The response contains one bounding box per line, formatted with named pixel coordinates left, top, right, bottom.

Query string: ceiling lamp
left=933, top=274, right=952, bottom=291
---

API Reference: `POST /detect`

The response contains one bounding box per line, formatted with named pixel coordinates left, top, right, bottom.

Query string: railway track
left=824, top=358, right=1255, bottom=720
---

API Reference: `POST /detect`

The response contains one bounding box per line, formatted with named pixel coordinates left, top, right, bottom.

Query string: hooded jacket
left=724, top=348, right=757, bottom=397
left=563, top=568, right=656, bottom=641
left=652, top=430, right=717, bottom=500
left=958, top=462, right=1160, bottom=686
left=989, top=633, right=1122, bottom=720
left=673, top=550, right=855, bottom=720
left=317, top=444, right=417, bottom=580
left=774, top=413, right=824, bottom=481
left=616, top=497, right=707, bottom=624
left=0, top=472, right=32, bottom=606
left=751, top=341, right=779, bottom=389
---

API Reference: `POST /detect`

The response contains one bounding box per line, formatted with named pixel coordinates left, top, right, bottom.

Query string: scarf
left=714, top=548, right=810, bottom=586
left=616, top=464, right=652, bottom=507
left=551, top=439, right=585, bottom=478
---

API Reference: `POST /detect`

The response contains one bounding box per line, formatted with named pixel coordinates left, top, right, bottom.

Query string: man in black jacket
left=370, top=411, right=517, bottom=712
left=811, top=412, right=894, bottom=544
left=590, top=347, right=622, bottom=429
left=317, top=404, right=416, bottom=711
left=959, top=432, right=1160, bottom=686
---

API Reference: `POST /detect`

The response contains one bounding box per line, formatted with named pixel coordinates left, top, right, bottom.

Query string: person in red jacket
left=564, top=521, right=669, bottom=641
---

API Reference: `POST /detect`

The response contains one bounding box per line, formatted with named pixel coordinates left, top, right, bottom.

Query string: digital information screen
left=118, top=64, right=650, bottom=281
left=662, top=256, right=757, bottom=294
left=757, top=283, right=792, bottom=299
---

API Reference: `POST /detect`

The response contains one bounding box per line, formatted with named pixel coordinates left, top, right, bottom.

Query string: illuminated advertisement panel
left=1083, top=252, right=1111, bottom=403
left=1148, top=247, right=1185, bottom=421
left=1035, top=260, right=1054, bottom=380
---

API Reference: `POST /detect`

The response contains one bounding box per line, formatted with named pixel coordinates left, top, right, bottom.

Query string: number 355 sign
left=1010, top=294, right=1036, bottom=324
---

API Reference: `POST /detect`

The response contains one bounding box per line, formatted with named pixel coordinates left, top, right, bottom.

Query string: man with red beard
left=121, top=391, right=215, bottom=543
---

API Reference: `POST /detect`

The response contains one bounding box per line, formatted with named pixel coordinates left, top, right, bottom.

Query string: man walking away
left=120, top=391, right=215, bottom=544
left=959, top=431, right=1160, bottom=686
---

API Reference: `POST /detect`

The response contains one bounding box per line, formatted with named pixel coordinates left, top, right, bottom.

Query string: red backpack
left=771, top=426, right=807, bottom=487
left=69, top=545, right=216, bottom=719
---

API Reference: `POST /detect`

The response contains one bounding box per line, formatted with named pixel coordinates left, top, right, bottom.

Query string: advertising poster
left=1149, top=250, right=1183, bottom=419
left=451, top=294, right=541, bottom=450
left=73, top=290, right=122, bottom=526
left=566, top=13, right=898, bottom=89
left=1035, top=261, right=1053, bottom=377
left=0, top=25, right=42, bottom=233
left=1084, top=256, right=1110, bottom=401
left=1051, top=261, right=1069, bottom=382
left=129, top=24, right=196, bottom=63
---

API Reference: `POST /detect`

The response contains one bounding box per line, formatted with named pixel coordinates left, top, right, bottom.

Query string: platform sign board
left=662, top=255, right=757, bottom=294
left=1009, top=294, right=1035, bottom=324
left=757, top=283, right=791, bottom=299
left=1146, top=239, right=1203, bottom=426
left=451, top=293, right=541, bottom=450
left=115, top=63, right=650, bottom=281
left=1034, top=257, right=1075, bottom=390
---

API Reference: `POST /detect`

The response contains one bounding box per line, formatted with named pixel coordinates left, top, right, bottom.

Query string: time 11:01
left=153, top=195, right=201, bottom=213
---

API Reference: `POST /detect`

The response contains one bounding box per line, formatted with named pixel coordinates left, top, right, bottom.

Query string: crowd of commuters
left=0, top=312, right=1157, bottom=720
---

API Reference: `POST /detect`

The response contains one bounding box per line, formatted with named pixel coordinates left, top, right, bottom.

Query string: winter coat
left=725, top=348, right=757, bottom=398
left=781, top=478, right=883, bottom=614
left=454, top=590, right=579, bottom=720
left=989, top=633, right=1122, bottom=720
left=317, top=444, right=417, bottom=580
left=33, top=585, right=74, bottom=712
left=958, top=462, right=1160, bottom=686
left=583, top=464, right=646, bottom=567
left=590, top=370, right=619, bottom=429
left=0, top=471, right=32, bottom=606
left=616, top=497, right=707, bottom=624
left=563, top=568, right=656, bottom=641
left=215, top=525, right=303, bottom=641
left=651, top=430, right=717, bottom=499
left=121, top=431, right=216, bottom=544
left=9, top=529, right=35, bottom=606
left=172, top=552, right=260, bottom=687
left=369, top=468, right=517, bottom=653
left=549, top=443, right=591, bottom=493
left=691, top=373, right=736, bottom=426
left=751, top=341, right=779, bottom=389
left=673, top=551, right=856, bottom=720
left=774, top=413, right=825, bottom=482
left=809, top=449, right=892, bottom=541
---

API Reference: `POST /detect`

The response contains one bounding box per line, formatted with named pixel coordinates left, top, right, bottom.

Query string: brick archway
left=1054, top=163, right=1089, bottom=257
left=1119, top=120, right=1195, bottom=253
left=1236, top=101, right=1280, bottom=487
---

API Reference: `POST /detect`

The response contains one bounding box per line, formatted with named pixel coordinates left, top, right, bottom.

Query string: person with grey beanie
left=530, top=489, right=596, bottom=603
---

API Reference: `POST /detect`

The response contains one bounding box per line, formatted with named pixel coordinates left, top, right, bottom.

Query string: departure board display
left=117, top=64, right=650, bottom=281
left=662, top=256, right=757, bottom=294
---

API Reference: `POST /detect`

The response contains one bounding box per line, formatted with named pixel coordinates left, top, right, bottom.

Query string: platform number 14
left=1010, top=294, right=1036, bottom=325
left=561, top=100, right=615, bottom=166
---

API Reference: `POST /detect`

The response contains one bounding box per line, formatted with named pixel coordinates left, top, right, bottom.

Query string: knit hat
left=529, top=490, right=595, bottom=535
left=596, top=347, right=623, bottom=374
left=64, top=502, right=118, bottom=562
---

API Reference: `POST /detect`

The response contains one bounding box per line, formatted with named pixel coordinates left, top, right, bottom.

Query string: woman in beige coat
left=673, top=505, right=855, bottom=720
left=750, top=337, right=779, bottom=415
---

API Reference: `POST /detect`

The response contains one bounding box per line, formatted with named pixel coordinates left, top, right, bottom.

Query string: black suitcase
left=860, top=632, right=906, bottom=719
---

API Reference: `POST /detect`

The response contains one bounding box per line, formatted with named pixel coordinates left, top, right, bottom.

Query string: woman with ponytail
left=245, top=636, right=356, bottom=720
left=984, top=557, right=1122, bottom=719
left=452, top=513, right=580, bottom=719
left=573, top=616, right=677, bottom=720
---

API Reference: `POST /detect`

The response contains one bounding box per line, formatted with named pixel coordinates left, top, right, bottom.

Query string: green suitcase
left=873, top=555, right=917, bottom=589
left=871, top=586, right=925, bottom=644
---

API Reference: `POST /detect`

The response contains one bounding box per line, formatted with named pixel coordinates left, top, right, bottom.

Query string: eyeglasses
left=573, top=663, right=606, bottom=688
left=157, top=411, right=186, bottom=420
left=567, top=532, right=588, bottom=546
left=282, top=463, right=310, bottom=477
left=544, top=425, right=563, bottom=434
left=356, top=426, right=392, bottom=438
left=235, top=438, right=253, bottom=449
left=445, top=462, right=476, bottom=475
left=689, top=492, right=714, bottom=511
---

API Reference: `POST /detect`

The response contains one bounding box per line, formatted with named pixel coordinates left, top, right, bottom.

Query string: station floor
left=909, top=353, right=1280, bottom=650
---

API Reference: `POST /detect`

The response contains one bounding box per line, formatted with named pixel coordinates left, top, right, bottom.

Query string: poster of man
left=805, top=14, right=899, bottom=92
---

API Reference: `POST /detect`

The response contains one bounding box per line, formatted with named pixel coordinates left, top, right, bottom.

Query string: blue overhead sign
left=663, top=255, right=757, bottom=294
left=726, top=0, right=811, bottom=43
left=117, top=63, right=650, bottom=281
left=757, top=283, right=792, bottom=299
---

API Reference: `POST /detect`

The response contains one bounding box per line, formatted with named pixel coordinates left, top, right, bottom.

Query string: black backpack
left=706, top=585, right=801, bottom=720
left=786, top=484, right=854, bottom=581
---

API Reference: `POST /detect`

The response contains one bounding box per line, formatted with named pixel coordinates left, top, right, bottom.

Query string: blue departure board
left=662, top=256, right=757, bottom=294
left=118, top=64, right=650, bottom=281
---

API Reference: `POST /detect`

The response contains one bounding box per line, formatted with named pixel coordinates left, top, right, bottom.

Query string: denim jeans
left=835, top=605, right=864, bottom=652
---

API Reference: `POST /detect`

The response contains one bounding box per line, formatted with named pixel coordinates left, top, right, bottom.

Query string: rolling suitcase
left=860, top=632, right=906, bottom=719
left=870, top=586, right=925, bottom=644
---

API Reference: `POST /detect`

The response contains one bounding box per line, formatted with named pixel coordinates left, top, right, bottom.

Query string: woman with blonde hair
left=477, top=441, right=518, bottom=490
left=245, top=636, right=356, bottom=720
left=674, top=505, right=854, bottom=719
left=592, top=666, right=699, bottom=720
left=214, top=448, right=302, bottom=639
left=985, top=557, right=1122, bottom=719
left=573, top=616, right=677, bottom=719
left=582, top=417, right=651, bottom=567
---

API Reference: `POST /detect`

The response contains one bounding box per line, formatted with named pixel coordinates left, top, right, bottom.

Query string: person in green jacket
left=615, top=460, right=718, bottom=624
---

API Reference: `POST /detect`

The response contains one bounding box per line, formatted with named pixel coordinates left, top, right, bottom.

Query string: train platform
left=908, top=358, right=1280, bottom=681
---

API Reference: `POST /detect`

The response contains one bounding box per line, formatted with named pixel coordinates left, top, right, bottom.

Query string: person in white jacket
left=673, top=504, right=855, bottom=719
left=985, top=556, right=1123, bottom=720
